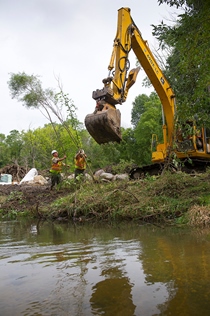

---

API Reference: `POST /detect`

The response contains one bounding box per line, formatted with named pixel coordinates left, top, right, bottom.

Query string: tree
left=131, top=94, right=151, bottom=128
left=0, top=133, right=9, bottom=167
left=8, top=72, right=83, bottom=152
left=153, top=0, right=210, bottom=125
left=133, top=93, right=162, bottom=165
left=117, top=128, right=137, bottom=162
left=5, top=130, right=23, bottom=164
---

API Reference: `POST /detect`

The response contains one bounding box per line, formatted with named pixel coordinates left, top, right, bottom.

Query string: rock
left=67, top=174, right=75, bottom=180
left=115, top=174, right=129, bottom=181
left=85, top=173, right=92, bottom=181
left=94, top=169, right=105, bottom=177
left=33, top=175, right=48, bottom=185
left=99, top=172, right=115, bottom=181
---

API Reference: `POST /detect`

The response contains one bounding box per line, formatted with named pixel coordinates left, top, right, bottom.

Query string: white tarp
left=20, top=168, right=38, bottom=184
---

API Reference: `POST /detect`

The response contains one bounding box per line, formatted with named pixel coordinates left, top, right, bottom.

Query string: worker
left=195, top=130, right=203, bottom=151
left=74, top=149, right=87, bottom=179
left=50, top=150, right=68, bottom=190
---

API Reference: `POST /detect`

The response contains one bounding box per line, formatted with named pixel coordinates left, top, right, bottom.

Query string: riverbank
left=1, top=170, right=210, bottom=226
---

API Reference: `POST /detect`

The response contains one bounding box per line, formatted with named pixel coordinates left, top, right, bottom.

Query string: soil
left=0, top=164, right=68, bottom=215
left=0, top=184, right=68, bottom=214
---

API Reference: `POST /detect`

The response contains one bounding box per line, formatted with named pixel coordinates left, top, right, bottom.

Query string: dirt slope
left=0, top=184, right=68, bottom=213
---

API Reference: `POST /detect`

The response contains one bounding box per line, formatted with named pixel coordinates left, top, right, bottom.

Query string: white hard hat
left=51, top=150, right=57, bottom=155
left=80, top=149, right=85, bottom=154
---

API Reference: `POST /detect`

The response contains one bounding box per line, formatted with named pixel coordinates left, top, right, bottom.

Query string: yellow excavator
left=85, top=7, right=210, bottom=179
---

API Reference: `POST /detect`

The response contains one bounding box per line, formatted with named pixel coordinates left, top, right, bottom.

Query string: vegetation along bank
left=1, top=170, right=210, bottom=228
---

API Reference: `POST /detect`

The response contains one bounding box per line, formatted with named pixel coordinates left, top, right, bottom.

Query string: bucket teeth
left=85, top=108, right=122, bottom=144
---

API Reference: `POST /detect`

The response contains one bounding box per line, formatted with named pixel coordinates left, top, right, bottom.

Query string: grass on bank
left=43, top=169, right=210, bottom=226
left=1, top=169, right=210, bottom=226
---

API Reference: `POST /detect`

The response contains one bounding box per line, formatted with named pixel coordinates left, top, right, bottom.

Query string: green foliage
left=153, top=0, right=210, bottom=125
left=158, top=0, right=208, bottom=10
left=5, top=130, right=23, bottom=162
left=131, top=94, right=152, bottom=128
left=61, top=178, right=77, bottom=190
left=111, top=159, right=135, bottom=174
left=0, top=133, right=9, bottom=167
left=8, top=72, right=47, bottom=108
left=44, top=171, right=210, bottom=225
left=198, top=195, right=210, bottom=206
left=2, top=210, right=18, bottom=220
left=0, top=208, right=30, bottom=220
left=7, top=191, right=26, bottom=204
left=6, top=72, right=87, bottom=170
left=133, top=93, right=162, bottom=165
left=1, top=87, right=165, bottom=172
left=112, top=128, right=137, bottom=163
left=4, top=68, right=173, bottom=174
left=175, top=214, right=188, bottom=225
left=158, top=0, right=185, bottom=7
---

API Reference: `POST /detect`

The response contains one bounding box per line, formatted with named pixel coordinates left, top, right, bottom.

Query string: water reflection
left=0, top=220, right=210, bottom=315
left=90, top=273, right=135, bottom=315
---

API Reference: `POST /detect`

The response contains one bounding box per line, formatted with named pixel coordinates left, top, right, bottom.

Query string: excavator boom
left=85, top=8, right=142, bottom=144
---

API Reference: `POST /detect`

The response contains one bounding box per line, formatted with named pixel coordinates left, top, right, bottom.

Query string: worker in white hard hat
left=50, top=150, right=68, bottom=190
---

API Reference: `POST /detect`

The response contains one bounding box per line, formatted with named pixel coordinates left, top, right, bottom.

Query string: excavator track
left=85, top=108, right=122, bottom=144
left=129, top=163, right=164, bottom=180
left=129, top=159, right=210, bottom=180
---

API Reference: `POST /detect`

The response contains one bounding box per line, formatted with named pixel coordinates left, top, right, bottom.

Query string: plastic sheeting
left=20, top=168, right=38, bottom=184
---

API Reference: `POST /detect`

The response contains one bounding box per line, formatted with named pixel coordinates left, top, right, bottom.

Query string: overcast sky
left=0, top=0, right=178, bottom=136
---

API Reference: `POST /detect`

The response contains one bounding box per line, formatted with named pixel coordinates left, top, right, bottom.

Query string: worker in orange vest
left=50, top=150, right=68, bottom=189
left=74, top=149, right=87, bottom=180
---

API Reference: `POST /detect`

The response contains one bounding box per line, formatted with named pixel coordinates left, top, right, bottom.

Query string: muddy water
left=0, top=220, right=210, bottom=316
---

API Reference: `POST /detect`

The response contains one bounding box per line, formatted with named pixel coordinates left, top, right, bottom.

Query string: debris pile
left=0, top=164, right=27, bottom=182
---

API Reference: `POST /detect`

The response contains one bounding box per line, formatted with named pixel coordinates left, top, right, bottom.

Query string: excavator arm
left=85, top=7, right=175, bottom=152
left=85, top=7, right=210, bottom=178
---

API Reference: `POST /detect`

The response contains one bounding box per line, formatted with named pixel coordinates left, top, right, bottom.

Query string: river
left=0, top=220, right=210, bottom=316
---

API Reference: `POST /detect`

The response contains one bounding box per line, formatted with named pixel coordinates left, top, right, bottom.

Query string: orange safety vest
left=74, top=156, right=86, bottom=170
left=50, top=159, right=62, bottom=173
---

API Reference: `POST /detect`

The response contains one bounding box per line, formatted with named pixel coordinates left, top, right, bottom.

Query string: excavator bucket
left=85, top=108, right=122, bottom=144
